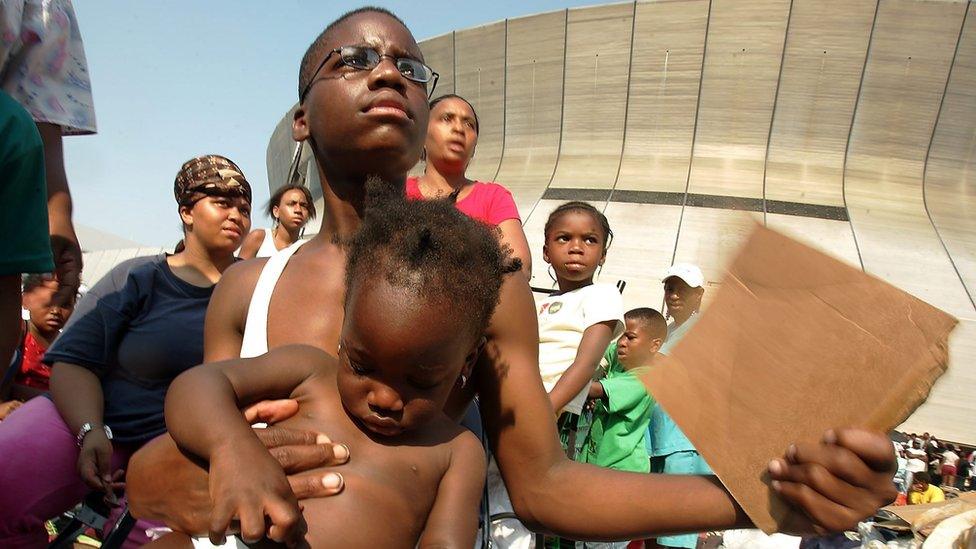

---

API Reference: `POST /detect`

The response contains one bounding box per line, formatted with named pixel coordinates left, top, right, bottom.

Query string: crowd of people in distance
left=0, top=3, right=913, bottom=548
left=894, top=433, right=974, bottom=506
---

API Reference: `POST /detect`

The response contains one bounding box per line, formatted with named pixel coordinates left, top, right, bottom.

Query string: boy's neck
left=313, top=166, right=405, bottom=246
left=554, top=277, right=594, bottom=295
left=622, top=351, right=660, bottom=372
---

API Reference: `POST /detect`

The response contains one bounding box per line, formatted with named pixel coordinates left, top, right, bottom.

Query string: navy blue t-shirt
left=44, top=254, right=213, bottom=443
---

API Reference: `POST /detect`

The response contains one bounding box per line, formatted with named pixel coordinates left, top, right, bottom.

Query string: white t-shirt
left=907, top=457, right=927, bottom=473
left=943, top=451, right=960, bottom=467
left=537, top=283, right=625, bottom=415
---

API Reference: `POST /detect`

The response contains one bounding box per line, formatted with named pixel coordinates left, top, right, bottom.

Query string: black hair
left=267, top=184, right=317, bottom=220
left=21, top=274, right=48, bottom=293
left=543, top=201, right=614, bottom=254
left=913, top=471, right=931, bottom=484
left=429, top=94, right=480, bottom=134
left=298, top=7, right=409, bottom=99
left=346, top=178, right=520, bottom=341
left=625, top=308, right=668, bottom=340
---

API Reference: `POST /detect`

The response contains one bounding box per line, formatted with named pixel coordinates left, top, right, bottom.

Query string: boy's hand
left=208, top=444, right=308, bottom=547
left=768, top=428, right=898, bottom=534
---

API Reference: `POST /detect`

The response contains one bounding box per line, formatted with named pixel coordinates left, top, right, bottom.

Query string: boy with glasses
left=128, top=7, right=899, bottom=546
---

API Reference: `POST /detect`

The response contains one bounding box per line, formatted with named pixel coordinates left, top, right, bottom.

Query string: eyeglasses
left=300, top=45, right=439, bottom=102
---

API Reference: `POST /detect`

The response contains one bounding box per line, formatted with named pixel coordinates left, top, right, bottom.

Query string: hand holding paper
left=643, top=225, right=956, bottom=534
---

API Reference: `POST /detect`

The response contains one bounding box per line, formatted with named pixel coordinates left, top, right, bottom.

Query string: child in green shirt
left=579, top=308, right=667, bottom=473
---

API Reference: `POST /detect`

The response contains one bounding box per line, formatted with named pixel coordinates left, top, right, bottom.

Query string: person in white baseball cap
left=650, top=263, right=711, bottom=549
left=661, top=263, right=704, bottom=333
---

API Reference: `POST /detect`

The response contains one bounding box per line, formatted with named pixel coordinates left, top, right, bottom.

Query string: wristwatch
left=76, top=422, right=113, bottom=448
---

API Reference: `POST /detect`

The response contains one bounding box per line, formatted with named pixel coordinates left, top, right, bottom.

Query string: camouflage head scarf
left=174, top=155, right=253, bottom=207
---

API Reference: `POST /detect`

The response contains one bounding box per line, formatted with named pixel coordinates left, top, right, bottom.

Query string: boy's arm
left=237, top=230, right=266, bottom=260
left=417, top=431, right=487, bottom=548
left=600, top=371, right=653, bottom=417
left=548, top=320, right=616, bottom=413
left=480, top=275, right=896, bottom=539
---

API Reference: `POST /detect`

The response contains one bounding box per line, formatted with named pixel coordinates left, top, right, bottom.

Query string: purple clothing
left=0, top=397, right=155, bottom=547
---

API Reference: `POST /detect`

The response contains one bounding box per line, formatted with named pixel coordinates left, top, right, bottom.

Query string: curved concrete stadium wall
left=268, top=0, right=976, bottom=443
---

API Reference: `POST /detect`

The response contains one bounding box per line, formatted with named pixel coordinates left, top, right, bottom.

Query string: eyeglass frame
left=299, top=45, right=439, bottom=102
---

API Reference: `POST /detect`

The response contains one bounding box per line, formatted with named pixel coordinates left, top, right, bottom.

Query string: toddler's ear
left=463, top=336, right=487, bottom=377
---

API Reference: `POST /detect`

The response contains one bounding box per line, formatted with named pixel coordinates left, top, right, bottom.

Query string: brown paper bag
left=643, top=225, right=957, bottom=533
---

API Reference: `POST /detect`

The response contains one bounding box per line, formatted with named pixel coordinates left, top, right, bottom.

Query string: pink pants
left=0, top=396, right=155, bottom=547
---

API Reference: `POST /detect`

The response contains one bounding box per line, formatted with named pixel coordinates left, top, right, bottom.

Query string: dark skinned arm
left=417, top=430, right=487, bottom=548
left=479, top=274, right=896, bottom=539
left=547, top=320, right=616, bottom=414
left=0, top=276, right=20, bottom=370
left=587, top=380, right=606, bottom=400
left=49, top=362, right=122, bottom=495
left=237, top=230, right=266, bottom=260
left=37, top=123, right=81, bottom=307
left=496, top=218, right=532, bottom=278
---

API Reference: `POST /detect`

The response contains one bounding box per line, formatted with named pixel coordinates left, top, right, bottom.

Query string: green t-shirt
left=578, top=350, right=655, bottom=473
left=0, top=90, right=52, bottom=275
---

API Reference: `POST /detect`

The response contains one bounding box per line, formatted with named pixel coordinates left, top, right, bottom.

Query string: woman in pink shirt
left=407, top=94, right=532, bottom=274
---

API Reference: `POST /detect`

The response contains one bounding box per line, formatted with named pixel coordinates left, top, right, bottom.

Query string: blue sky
left=67, top=0, right=601, bottom=246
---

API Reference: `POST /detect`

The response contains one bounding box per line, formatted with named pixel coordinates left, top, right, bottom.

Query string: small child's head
left=542, top=201, right=613, bottom=287
left=295, top=7, right=433, bottom=184
left=616, top=308, right=668, bottom=370
left=22, top=275, right=74, bottom=336
left=339, top=181, right=519, bottom=436
left=911, top=471, right=932, bottom=492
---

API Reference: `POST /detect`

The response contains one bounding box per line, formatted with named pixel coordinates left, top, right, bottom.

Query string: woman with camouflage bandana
left=0, top=155, right=252, bottom=548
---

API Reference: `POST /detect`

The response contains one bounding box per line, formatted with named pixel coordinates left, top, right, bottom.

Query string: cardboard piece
left=882, top=493, right=976, bottom=526
left=643, top=225, right=957, bottom=533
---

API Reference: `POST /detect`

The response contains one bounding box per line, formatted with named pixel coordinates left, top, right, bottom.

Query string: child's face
left=911, top=480, right=928, bottom=492
left=616, top=318, right=661, bottom=369
left=273, top=189, right=311, bottom=232
left=337, top=278, right=475, bottom=437
left=542, top=211, right=606, bottom=284
left=23, top=280, right=73, bottom=334
left=295, top=12, right=430, bottom=181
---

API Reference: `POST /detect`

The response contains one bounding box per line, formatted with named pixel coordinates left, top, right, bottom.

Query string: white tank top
left=239, top=239, right=307, bottom=358
left=255, top=228, right=282, bottom=258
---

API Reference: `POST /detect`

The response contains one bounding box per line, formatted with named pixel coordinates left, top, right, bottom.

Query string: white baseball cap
left=662, top=263, right=704, bottom=288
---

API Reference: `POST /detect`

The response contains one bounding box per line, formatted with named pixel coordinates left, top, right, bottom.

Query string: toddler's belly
left=299, top=470, right=428, bottom=548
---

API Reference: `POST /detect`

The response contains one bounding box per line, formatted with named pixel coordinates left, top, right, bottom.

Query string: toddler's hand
left=207, top=444, right=307, bottom=547
left=769, top=428, right=897, bottom=534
